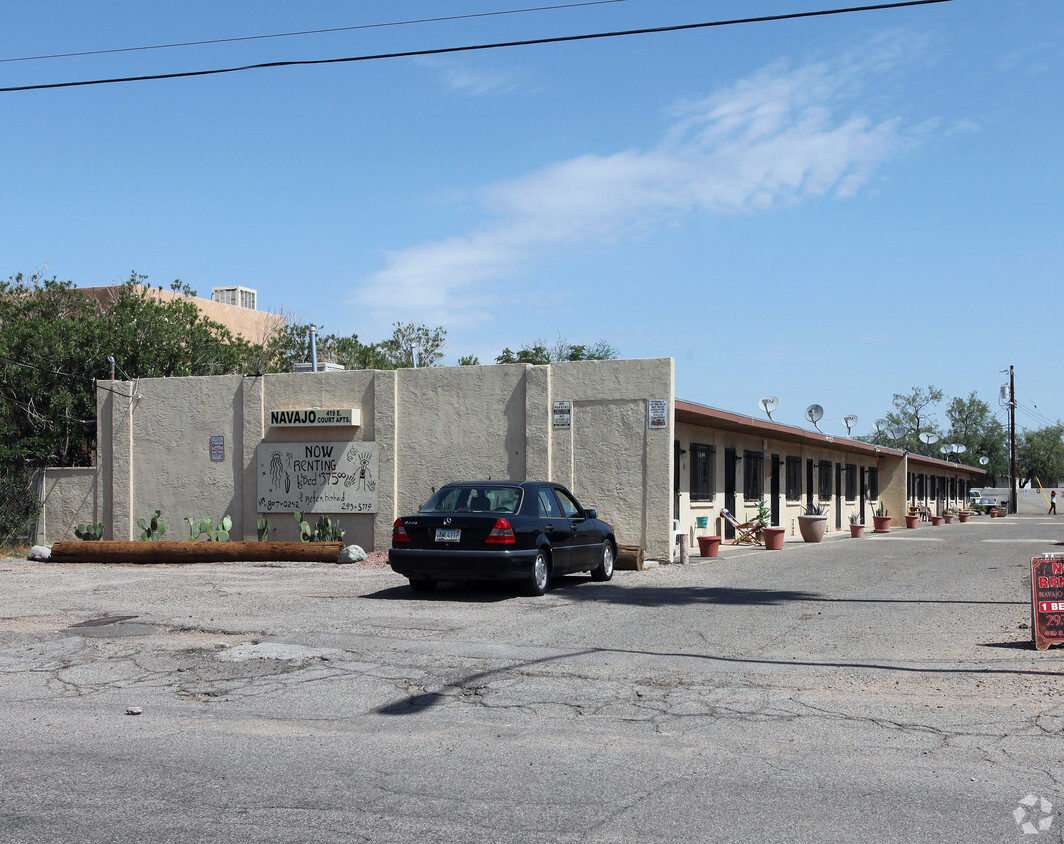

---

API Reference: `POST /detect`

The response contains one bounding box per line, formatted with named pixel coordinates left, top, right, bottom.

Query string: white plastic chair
left=672, top=519, right=685, bottom=550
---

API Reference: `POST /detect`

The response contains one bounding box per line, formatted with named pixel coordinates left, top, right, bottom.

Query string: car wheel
left=521, top=550, right=550, bottom=596
left=590, top=542, right=614, bottom=582
left=408, top=577, right=437, bottom=593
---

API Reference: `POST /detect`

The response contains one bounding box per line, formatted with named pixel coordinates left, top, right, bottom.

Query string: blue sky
left=2, top=1, right=1060, bottom=440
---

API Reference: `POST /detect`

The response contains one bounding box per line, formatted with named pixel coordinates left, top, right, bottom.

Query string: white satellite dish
left=952, top=443, right=967, bottom=453
left=919, top=432, right=939, bottom=445
left=805, top=404, right=824, bottom=432
left=842, top=414, right=858, bottom=435
left=979, top=456, right=990, bottom=466
left=939, top=445, right=950, bottom=454
left=759, top=396, right=780, bottom=420
left=874, top=418, right=887, bottom=433
left=888, top=426, right=907, bottom=441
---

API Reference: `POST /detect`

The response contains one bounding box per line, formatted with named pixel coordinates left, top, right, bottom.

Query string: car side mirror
left=585, top=508, right=597, bottom=520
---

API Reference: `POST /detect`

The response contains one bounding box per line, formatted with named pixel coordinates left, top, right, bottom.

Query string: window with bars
left=744, top=450, right=764, bottom=501
left=845, top=464, right=857, bottom=501
left=817, top=460, right=832, bottom=499
left=690, top=443, right=715, bottom=501
left=785, top=456, right=801, bottom=500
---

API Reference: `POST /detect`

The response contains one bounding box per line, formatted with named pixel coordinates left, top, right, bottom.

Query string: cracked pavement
left=2, top=517, right=1063, bottom=842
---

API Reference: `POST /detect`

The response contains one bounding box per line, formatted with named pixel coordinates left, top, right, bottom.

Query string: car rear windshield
left=421, top=486, right=523, bottom=515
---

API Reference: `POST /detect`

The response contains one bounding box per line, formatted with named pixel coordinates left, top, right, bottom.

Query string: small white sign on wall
left=553, top=401, right=572, bottom=430
left=257, top=441, right=378, bottom=514
left=648, top=399, right=668, bottom=430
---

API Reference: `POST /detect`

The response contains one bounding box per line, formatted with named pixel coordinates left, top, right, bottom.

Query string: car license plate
left=435, top=528, right=461, bottom=543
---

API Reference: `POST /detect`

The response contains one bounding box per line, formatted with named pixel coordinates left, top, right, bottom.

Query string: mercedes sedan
left=389, top=481, right=617, bottom=596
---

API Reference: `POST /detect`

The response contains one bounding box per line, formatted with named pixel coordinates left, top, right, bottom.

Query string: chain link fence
left=0, top=460, right=44, bottom=546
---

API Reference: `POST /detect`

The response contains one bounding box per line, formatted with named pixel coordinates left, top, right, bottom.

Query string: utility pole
left=1009, top=365, right=1018, bottom=514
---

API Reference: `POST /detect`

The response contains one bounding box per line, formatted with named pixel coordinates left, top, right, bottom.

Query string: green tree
left=378, top=322, right=447, bottom=368
left=0, top=271, right=264, bottom=468
left=1017, top=424, right=1064, bottom=488
left=495, top=337, right=618, bottom=365
left=274, top=321, right=446, bottom=371
left=944, top=391, right=1008, bottom=483
left=867, top=385, right=944, bottom=454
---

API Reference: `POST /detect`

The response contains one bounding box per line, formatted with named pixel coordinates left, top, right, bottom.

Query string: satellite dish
left=939, top=445, right=950, bottom=454
left=919, top=432, right=939, bottom=445
left=979, top=456, right=990, bottom=466
left=842, top=414, right=858, bottom=435
left=805, top=404, right=824, bottom=432
left=888, top=426, right=907, bottom=441
left=952, top=443, right=967, bottom=454
left=759, top=396, right=780, bottom=420
left=874, top=419, right=887, bottom=433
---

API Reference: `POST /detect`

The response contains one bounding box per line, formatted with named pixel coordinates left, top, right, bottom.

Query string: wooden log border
left=616, top=544, right=644, bottom=571
left=49, top=541, right=345, bottom=564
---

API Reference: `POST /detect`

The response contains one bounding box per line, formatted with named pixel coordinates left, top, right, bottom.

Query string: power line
left=1, top=0, right=956, bottom=94
left=1, top=1, right=635, bottom=64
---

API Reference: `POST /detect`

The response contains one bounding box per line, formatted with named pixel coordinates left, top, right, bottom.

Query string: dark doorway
left=834, top=463, right=842, bottom=530
left=859, top=466, right=867, bottom=524
left=770, top=454, right=781, bottom=525
left=724, top=448, right=737, bottom=540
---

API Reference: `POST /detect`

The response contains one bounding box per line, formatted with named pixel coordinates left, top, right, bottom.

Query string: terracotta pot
left=905, top=514, right=920, bottom=529
left=872, top=515, right=892, bottom=533
left=943, top=514, right=954, bottom=524
left=958, top=512, right=970, bottom=522
left=697, top=535, right=721, bottom=558
left=797, top=514, right=828, bottom=542
left=763, top=526, right=786, bottom=550
left=989, top=509, right=998, bottom=518
left=849, top=523, right=865, bottom=538
left=930, top=515, right=944, bottom=526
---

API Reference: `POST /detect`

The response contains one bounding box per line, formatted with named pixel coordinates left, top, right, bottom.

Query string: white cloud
left=415, top=56, right=521, bottom=95
left=356, top=42, right=927, bottom=328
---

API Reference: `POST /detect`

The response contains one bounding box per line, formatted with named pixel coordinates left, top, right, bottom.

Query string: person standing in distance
left=1050, top=490, right=1057, bottom=515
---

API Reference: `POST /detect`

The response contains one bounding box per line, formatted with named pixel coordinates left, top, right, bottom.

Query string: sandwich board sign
left=1031, top=554, right=1064, bottom=650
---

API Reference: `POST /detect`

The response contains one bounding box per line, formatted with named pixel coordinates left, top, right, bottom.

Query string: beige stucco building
left=38, top=358, right=984, bottom=560
left=78, top=285, right=282, bottom=345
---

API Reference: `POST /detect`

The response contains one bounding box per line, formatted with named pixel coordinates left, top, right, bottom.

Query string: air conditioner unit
left=292, top=362, right=346, bottom=373
left=211, top=286, right=257, bottom=310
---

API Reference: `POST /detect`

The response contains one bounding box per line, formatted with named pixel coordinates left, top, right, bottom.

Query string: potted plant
left=929, top=511, right=944, bottom=526
left=904, top=506, right=920, bottom=529
left=744, top=498, right=785, bottom=550
left=943, top=507, right=956, bottom=525
left=958, top=508, right=971, bottom=523
left=848, top=512, right=865, bottom=539
left=798, top=501, right=829, bottom=542
left=872, top=503, right=891, bottom=533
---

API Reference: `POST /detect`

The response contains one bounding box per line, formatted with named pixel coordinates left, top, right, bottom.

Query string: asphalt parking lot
left=2, top=514, right=1063, bottom=843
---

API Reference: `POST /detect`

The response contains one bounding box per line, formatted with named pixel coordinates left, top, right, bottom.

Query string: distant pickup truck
left=974, top=496, right=1007, bottom=510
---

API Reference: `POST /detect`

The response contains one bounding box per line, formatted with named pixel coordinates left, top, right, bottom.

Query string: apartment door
left=724, top=448, right=737, bottom=540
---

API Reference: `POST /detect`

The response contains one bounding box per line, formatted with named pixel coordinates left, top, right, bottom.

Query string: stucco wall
left=39, top=468, right=98, bottom=541
left=45, top=358, right=676, bottom=558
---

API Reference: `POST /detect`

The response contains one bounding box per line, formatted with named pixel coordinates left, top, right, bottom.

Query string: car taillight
left=392, top=518, right=410, bottom=543
left=486, top=518, right=515, bottom=545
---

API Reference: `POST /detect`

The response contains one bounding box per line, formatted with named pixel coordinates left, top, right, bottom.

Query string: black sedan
left=388, top=481, right=617, bottom=596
